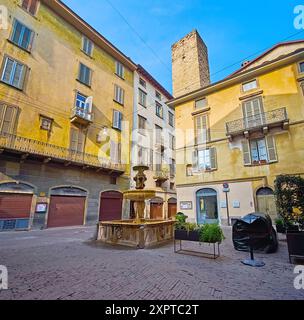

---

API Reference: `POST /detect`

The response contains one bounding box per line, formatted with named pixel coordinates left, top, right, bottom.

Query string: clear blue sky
left=64, top=0, right=304, bottom=94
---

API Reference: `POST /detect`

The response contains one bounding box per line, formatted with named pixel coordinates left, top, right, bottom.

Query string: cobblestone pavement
left=0, top=226, right=303, bottom=300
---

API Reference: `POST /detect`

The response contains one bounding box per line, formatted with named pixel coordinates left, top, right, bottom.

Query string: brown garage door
left=150, top=202, right=163, bottom=220
left=99, top=191, right=123, bottom=221
left=0, top=194, right=33, bottom=219
left=47, top=196, right=85, bottom=228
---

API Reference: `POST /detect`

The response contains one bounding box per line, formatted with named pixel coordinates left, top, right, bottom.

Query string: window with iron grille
left=1, top=56, right=27, bottom=90
left=10, top=20, right=34, bottom=51
left=78, top=63, right=92, bottom=86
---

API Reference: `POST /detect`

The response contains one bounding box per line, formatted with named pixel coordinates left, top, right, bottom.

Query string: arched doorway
left=256, top=187, right=277, bottom=221
left=48, top=186, right=87, bottom=228
left=196, top=188, right=219, bottom=224
left=168, top=198, right=177, bottom=219
left=99, top=191, right=123, bottom=221
left=150, top=197, right=164, bottom=220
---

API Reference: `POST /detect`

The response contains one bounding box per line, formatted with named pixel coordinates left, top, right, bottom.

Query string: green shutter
left=266, top=136, right=277, bottom=163
left=210, top=147, right=217, bottom=170
left=242, top=140, right=252, bottom=165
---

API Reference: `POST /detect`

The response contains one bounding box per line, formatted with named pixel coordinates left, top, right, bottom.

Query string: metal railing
left=226, top=107, right=288, bottom=135
left=0, top=133, right=125, bottom=172
left=71, top=106, right=93, bottom=122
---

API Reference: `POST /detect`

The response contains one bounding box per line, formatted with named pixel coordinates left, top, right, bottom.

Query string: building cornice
left=41, top=0, right=137, bottom=71
left=167, top=49, right=304, bottom=107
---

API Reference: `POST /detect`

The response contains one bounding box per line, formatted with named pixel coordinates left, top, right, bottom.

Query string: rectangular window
left=197, top=148, right=217, bottom=171
left=70, top=126, right=86, bottom=153
left=1, top=56, right=27, bottom=90
left=22, top=0, right=39, bottom=16
left=242, top=136, right=277, bottom=165
left=138, top=89, right=147, bottom=107
left=195, top=114, right=210, bottom=144
left=242, top=79, right=258, bottom=92
left=242, top=97, right=264, bottom=128
left=139, top=78, right=146, bottom=88
left=10, top=20, right=34, bottom=51
left=138, top=146, right=149, bottom=165
left=156, top=91, right=161, bottom=100
left=114, top=85, right=125, bottom=105
left=195, top=98, right=207, bottom=109
left=112, top=110, right=122, bottom=130
left=168, top=111, right=174, bottom=127
left=0, top=102, right=18, bottom=134
left=169, top=133, right=175, bottom=150
left=138, top=115, right=146, bottom=131
left=82, top=36, right=93, bottom=56
left=299, top=62, right=304, bottom=73
left=155, top=125, right=162, bottom=145
left=115, top=61, right=124, bottom=79
left=155, top=152, right=162, bottom=172
left=156, top=101, right=163, bottom=118
left=170, top=158, right=176, bottom=176
left=74, top=92, right=93, bottom=121
left=78, top=63, right=92, bottom=86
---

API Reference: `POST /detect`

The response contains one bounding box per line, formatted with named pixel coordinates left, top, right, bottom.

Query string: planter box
left=276, top=224, right=286, bottom=234
left=286, top=231, right=304, bottom=263
left=174, top=229, right=200, bottom=242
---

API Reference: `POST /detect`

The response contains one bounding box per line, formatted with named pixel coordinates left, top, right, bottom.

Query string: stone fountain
left=97, top=165, right=174, bottom=249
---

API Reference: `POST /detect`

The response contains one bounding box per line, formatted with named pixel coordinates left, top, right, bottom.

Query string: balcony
left=70, top=106, right=93, bottom=126
left=226, top=107, right=289, bottom=140
left=0, top=133, right=125, bottom=174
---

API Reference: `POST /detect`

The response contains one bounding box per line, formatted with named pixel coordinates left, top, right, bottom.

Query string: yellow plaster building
left=0, top=0, right=137, bottom=230
left=168, top=31, right=304, bottom=225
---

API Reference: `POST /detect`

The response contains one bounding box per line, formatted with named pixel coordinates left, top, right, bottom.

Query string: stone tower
left=172, top=30, right=210, bottom=97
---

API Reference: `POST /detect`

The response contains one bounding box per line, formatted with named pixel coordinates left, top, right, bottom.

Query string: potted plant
left=275, top=175, right=304, bottom=263
left=275, top=218, right=285, bottom=234
left=199, top=223, right=225, bottom=244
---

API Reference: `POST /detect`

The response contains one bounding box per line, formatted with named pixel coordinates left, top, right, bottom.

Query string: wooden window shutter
left=70, top=127, right=79, bottom=151
left=1, top=106, right=16, bottom=134
left=210, top=147, right=217, bottom=170
left=195, top=115, right=209, bottom=144
left=117, top=142, right=121, bottom=163
left=266, top=136, right=278, bottom=163
left=150, top=149, right=153, bottom=167
left=241, top=140, right=252, bottom=165
left=192, top=149, right=198, bottom=169
left=29, top=0, right=38, bottom=15
left=0, top=103, right=6, bottom=133
left=22, top=0, right=30, bottom=10
left=77, top=129, right=85, bottom=153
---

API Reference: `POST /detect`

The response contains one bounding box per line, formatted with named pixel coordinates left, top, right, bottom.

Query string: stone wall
left=172, top=30, right=210, bottom=97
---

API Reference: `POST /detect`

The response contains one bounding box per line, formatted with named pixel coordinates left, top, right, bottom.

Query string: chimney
left=172, top=30, right=210, bottom=97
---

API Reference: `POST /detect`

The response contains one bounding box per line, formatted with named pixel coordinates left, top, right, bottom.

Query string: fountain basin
left=123, top=189, right=156, bottom=201
left=97, top=219, right=174, bottom=249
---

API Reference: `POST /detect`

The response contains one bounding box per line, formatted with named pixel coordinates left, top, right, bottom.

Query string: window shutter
left=192, top=149, right=198, bottom=169
left=12, top=63, right=26, bottom=89
left=150, top=149, right=153, bottom=167
left=22, top=0, right=30, bottom=10
left=2, top=58, right=14, bottom=83
left=70, top=127, right=79, bottom=151
left=110, top=141, right=118, bottom=163
left=210, top=147, right=217, bottom=170
left=242, top=140, right=252, bottom=165
left=266, top=136, right=277, bottom=163
left=77, top=129, right=85, bottom=153
left=29, top=0, right=38, bottom=15
left=196, top=115, right=209, bottom=144
left=117, top=142, right=121, bottom=163
left=1, top=106, right=15, bottom=134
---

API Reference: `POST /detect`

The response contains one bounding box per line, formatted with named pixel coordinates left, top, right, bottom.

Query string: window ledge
left=80, top=49, right=94, bottom=60
left=245, top=161, right=277, bottom=167
left=138, top=102, right=147, bottom=108
left=18, top=5, right=39, bottom=19
left=113, top=99, right=124, bottom=107
left=239, top=90, right=263, bottom=101
left=191, top=107, right=210, bottom=116
left=0, top=80, right=24, bottom=92
left=7, top=39, right=31, bottom=54
left=76, top=78, right=92, bottom=89
left=112, top=126, right=122, bottom=132
left=115, top=73, right=125, bottom=81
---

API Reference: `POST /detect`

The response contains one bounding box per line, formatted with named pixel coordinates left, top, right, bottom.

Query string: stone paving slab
left=0, top=226, right=303, bottom=300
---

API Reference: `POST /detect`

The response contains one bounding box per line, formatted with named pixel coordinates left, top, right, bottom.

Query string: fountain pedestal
left=96, top=165, right=175, bottom=249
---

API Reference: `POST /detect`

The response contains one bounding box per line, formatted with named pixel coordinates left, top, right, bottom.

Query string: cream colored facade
left=169, top=35, right=304, bottom=225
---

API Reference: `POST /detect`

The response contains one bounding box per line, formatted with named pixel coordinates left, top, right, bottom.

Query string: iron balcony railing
left=71, top=106, right=93, bottom=122
left=226, top=107, right=288, bottom=136
left=0, top=133, right=125, bottom=173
